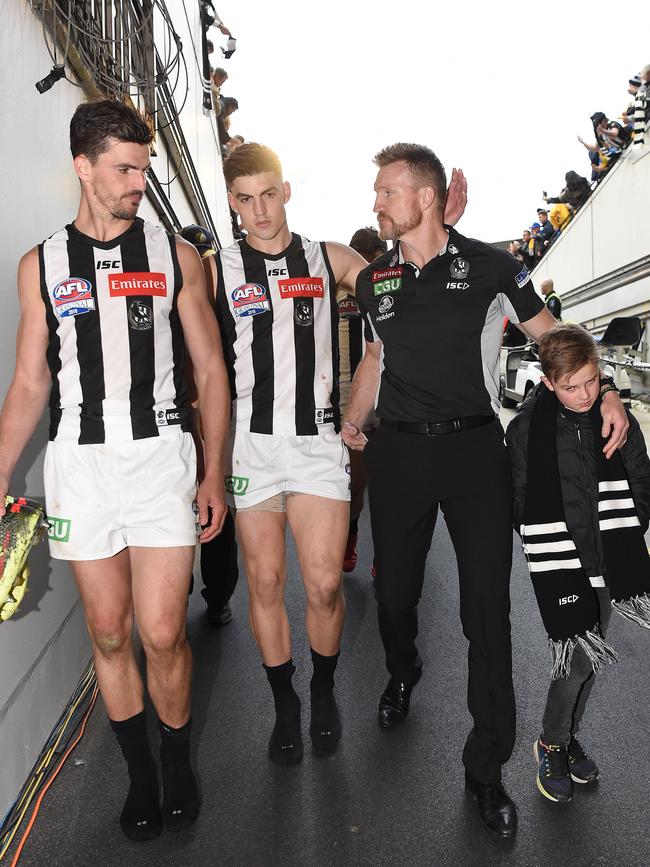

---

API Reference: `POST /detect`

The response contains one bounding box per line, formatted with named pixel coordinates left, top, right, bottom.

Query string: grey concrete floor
left=17, top=494, right=650, bottom=867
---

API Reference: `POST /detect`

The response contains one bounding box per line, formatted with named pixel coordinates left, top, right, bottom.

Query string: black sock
left=264, top=660, right=302, bottom=764
left=159, top=717, right=200, bottom=830
left=110, top=711, right=162, bottom=841
left=309, top=650, right=342, bottom=751
left=264, top=659, right=301, bottom=716
left=310, top=648, right=339, bottom=697
left=349, top=518, right=359, bottom=536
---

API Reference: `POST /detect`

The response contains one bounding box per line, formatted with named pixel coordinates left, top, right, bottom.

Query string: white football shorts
left=44, top=432, right=198, bottom=560
left=225, top=429, right=351, bottom=509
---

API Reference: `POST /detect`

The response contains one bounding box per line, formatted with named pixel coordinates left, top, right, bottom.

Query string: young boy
left=506, top=324, right=650, bottom=803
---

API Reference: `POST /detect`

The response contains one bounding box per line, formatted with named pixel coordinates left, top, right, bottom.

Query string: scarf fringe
left=612, top=594, right=650, bottom=630
left=549, top=628, right=618, bottom=680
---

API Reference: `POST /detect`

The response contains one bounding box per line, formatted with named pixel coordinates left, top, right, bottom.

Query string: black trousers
left=200, top=510, right=239, bottom=607
left=365, top=421, right=516, bottom=783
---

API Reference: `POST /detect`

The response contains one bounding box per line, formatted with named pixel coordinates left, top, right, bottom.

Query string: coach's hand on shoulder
left=444, top=168, right=467, bottom=227
left=341, top=421, right=368, bottom=452
left=196, top=472, right=228, bottom=543
left=600, top=390, right=629, bottom=459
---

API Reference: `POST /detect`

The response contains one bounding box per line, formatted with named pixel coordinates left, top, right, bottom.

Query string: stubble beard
left=377, top=208, right=423, bottom=241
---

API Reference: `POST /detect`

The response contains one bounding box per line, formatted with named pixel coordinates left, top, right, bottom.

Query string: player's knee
left=248, top=570, right=284, bottom=606
left=92, top=626, right=131, bottom=657
left=141, top=620, right=186, bottom=658
left=307, top=575, right=342, bottom=611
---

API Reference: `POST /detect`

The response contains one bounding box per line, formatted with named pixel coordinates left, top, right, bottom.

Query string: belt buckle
left=425, top=421, right=437, bottom=436
left=451, top=418, right=462, bottom=432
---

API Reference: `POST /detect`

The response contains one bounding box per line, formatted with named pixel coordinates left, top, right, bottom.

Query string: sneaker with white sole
left=533, top=738, right=573, bottom=803
left=568, top=736, right=599, bottom=783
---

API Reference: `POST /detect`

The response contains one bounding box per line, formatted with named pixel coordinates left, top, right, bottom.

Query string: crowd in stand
left=507, top=64, right=650, bottom=268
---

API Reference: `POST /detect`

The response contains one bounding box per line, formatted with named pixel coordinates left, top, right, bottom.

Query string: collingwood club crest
left=450, top=257, right=470, bottom=279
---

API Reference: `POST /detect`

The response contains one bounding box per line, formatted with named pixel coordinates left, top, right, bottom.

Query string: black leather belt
left=380, top=415, right=495, bottom=436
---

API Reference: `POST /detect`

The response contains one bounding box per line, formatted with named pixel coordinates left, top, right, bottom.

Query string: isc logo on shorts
left=109, top=272, right=168, bottom=297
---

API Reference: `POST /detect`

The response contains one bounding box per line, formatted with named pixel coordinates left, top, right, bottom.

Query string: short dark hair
left=538, top=324, right=599, bottom=382
left=349, top=227, right=387, bottom=260
left=223, top=143, right=282, bottom=188
left=70, top=98, right=153, bottom=162
left=373, top=143, right=447, bottom=213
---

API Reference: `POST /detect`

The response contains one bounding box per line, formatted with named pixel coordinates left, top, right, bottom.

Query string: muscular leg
left=235, top=509, right=289, bottom=664
left=236, top=508, right=303, bottom=763
left=289, top=494, right=348, bottom=752
left=288, top=494, right=348, bottom=655
left=71, top=550, right=141, bottom=720
left=130, top=545, right=194, bottom=727
left=130, top=545, right=198, bottom=831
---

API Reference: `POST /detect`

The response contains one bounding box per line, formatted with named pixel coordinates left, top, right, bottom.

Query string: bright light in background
left=211, top=1, right=647, bottom=245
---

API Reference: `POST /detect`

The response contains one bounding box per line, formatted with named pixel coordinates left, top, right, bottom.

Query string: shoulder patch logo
left=515, top=267, right=531, bottom=288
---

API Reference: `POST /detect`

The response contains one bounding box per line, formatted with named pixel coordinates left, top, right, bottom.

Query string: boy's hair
left=373, top=143, right=447, bottom=214
left=538, top=324, right=599, bottom=381
left=70, top=98, right=153, bottom=162
left=349, top=227, right=387, bottom=260
left=223, top=143, right=282, bottom=188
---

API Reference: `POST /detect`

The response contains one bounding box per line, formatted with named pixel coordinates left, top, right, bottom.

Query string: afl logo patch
left=128, top=300, right=153, bottom=330
left=449, top=257, right=470, bottom=279
left=231, top=283, right=270, bottom=317
left=52, top=278, right=95, bottom=318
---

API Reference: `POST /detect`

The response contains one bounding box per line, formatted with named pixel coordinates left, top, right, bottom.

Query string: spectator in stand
left=540, top=278, right=562, bottom=320
left=530, top=222, right=543, bottom=262
left=217, top=97, right=239, bottom=155
left=520, top=228, right=536, bottom=271
left=226, top=134, right=245, bottom=154
left=578, top=112, right=625, bottom=181
left=211, top=67, right=228, bottom=116
left=544, top=170, right=591, bottom=212
left=536, top=208, right=555, bottom=254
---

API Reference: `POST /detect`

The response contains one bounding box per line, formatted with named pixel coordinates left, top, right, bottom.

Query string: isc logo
left=267, top=267, right=287, bottom=276
left=559, top=595, right=579, bottom=605
left=446, top=281, right=470, bottom=290
left=96, top=260, right=121, bottom=269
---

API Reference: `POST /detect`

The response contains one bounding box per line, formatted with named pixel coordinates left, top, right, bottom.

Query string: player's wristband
left=599, top=376, right=618, bottom=395
left=600, top=386, right=619, bottom=397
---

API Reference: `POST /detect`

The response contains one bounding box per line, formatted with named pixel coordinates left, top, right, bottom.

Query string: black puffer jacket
left=506, top=385, right=650, bottom=579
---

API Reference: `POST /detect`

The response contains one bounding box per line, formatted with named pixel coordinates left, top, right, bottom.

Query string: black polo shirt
left=355, top=226, right=544, bottom=423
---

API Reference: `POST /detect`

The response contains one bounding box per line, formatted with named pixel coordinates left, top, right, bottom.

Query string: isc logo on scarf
left=232, top=283, right=270, bottom=317
left=52, top=278, right=95, bottom=317
left=278, top=277, right=324, bottom=298
left=109, top=272, right=167, bottom=297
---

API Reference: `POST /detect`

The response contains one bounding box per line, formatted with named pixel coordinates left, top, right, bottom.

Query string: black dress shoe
left=205, top=601, right=233, bottom=627
left=378, top=679, right=413, bottom=729
left=465, top=775, right=518, bottom=837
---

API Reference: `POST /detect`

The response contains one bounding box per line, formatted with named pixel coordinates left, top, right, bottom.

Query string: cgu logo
left=224, top=474, right=249, bottom=495
left=559, top=594, right=579, bottom=605
left=47, top=516, right=71, bottom=542
left=96, top=260, right=121, bottom=269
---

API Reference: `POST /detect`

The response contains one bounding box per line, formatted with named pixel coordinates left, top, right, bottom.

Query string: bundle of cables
left=0, top=662, right=98, bottom=865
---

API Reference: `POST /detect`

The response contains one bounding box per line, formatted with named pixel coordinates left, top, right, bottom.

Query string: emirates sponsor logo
left=278, top=277, right=324, bottom=298
left=109, top=272, right=167, bottom=297
left=372, top=267, right=403, bottom=282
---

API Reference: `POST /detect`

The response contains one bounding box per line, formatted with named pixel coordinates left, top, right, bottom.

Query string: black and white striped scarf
left=521, top=388, right=650, bottom=678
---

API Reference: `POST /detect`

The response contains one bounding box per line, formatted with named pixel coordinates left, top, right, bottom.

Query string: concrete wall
left=0, top=0, right=231, bottom=817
